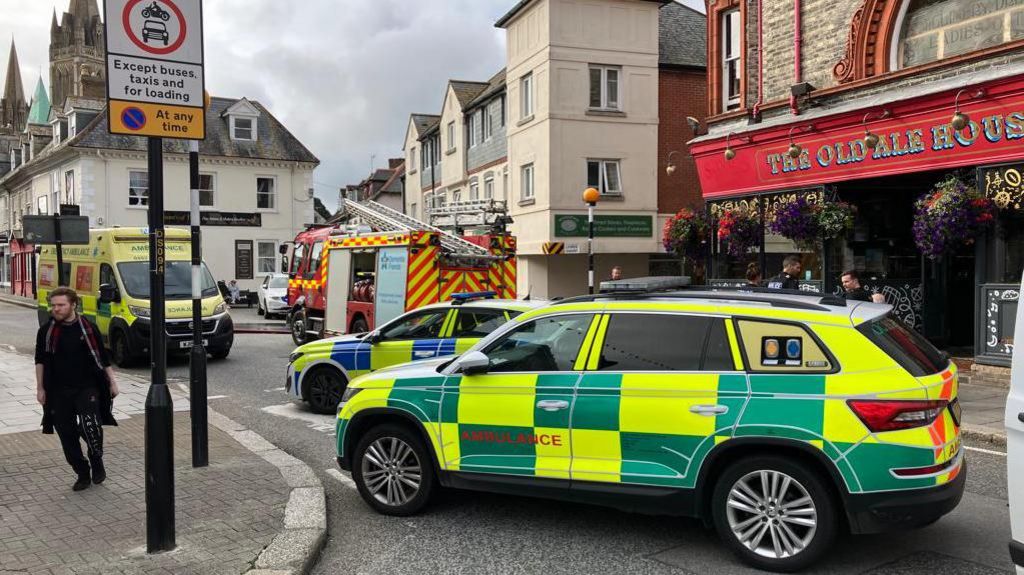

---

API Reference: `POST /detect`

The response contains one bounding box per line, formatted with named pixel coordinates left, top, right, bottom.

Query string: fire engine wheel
left=291, top=310, right=309, bottom=346
left=351, top=317, right=369, bottom=334
left=306, top=366, right=346, bottom=415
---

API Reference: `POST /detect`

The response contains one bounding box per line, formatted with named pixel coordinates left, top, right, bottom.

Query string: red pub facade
left=692, top=0, right=1024, bottom=374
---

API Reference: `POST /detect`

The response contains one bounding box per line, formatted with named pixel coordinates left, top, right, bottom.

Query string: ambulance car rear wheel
left=306, top=366, right=346, bottom=414
left=353, top=424, right=435, bottom=516
left=711, top=455, right=837, bottom=573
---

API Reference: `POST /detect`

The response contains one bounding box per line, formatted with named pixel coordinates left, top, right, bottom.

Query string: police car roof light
left=450, top=291, right=497, bottom=305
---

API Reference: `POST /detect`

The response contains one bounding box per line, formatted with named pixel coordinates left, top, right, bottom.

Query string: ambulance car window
left=290, top=243, right=306, bottom=276
left=703, top=319, right=736, bottom=371
left=305, top=242, right=324, bottom=280
left=485, top=314, right=593, bottom=373
left=597, top=314, right=708, bottom=371
left=117, top=262, right=217, bottom=300
left=451, top=309, right=508, bottom=337
left=381, top=310, right=448, bottom=341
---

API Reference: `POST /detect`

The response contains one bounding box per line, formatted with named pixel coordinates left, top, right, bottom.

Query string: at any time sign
left=104, top=0, right=205, bottom=139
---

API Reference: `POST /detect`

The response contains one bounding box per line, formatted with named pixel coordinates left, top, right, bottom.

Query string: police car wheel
left=306, top=366, right=346, bottom=415
left=711, top=456, right=837, bottom=573
left=353, top=424, right=435, bottom=516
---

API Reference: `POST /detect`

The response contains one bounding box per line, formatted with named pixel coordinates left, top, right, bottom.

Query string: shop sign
left=235, top=239, right=253, bottom=280
left=164, top=211, right=262, bottom=226
left=979, top=162, right=1024, bottom=209
left=692, top=79, right=1024, bottom=198
left=976, top=284, right=1018, bottom=366
left=554, top=215, right=653, bottom=238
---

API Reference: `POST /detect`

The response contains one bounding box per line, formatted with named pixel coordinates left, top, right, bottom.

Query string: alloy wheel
left=360, top=436, right=423, bottom=507
left=308, top=369, right=343, bottom=413
left=725, top=470, right=818, bottom=560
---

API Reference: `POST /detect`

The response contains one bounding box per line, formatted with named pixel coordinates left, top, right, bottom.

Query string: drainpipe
left=752, top=0, right=765, bottom=120
left=790, top=0, right=802, bottom=115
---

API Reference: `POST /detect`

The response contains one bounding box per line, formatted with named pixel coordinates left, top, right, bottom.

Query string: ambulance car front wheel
left=352, top=423, right=436, bottom=516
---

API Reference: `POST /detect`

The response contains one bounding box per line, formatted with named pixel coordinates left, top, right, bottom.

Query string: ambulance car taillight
left=846, top=399, right=948, bottom=432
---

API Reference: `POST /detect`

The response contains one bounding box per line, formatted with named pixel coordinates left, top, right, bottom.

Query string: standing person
left=745, top=262, right=762, bottom=287
left=609, top=266, right=623, bottom=281
left=840, top=270, right=873, bottom=302
left=766, top=254, right=802, bottom=290
left=35, top=287, right=119, bottom=491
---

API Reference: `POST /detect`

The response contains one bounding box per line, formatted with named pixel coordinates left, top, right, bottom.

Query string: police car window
left=484, top=314, right=594, bottom=372
left=381, top=310, right=448, bottom=341
left=736, top=320, right=832, bottom=372
left=597, top=314, right=709, bottom=371
left=451, top=309, right=513, bottom=338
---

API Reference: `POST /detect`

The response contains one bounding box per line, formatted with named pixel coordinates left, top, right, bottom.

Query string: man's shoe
left=73, top=475, right=91, bottom=491
left=90, top=458, right=106, bottom=484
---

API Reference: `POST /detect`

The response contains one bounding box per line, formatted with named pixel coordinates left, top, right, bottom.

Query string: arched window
left=894, top=0, right=1022, bottom=70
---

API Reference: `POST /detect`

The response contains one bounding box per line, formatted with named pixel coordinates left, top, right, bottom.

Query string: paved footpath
left=0, top=347, right=325, bottom=575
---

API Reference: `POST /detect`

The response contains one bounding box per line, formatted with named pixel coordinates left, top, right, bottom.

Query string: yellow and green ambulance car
left=334, top=290, right=964, bottom=572
left=287, top=295, right=546, bottom=414
left=37, top=227, right=233, bottom=366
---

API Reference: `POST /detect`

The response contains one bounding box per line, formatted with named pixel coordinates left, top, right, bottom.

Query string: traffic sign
left=104, top=0, right=205, bottom=139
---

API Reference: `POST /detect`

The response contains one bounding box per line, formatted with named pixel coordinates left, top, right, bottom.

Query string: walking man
left=35, top=287, right=119, bottom=491
left=766, top=254, right=802, bottom=290
left=840, top=270, right=873, bottom=302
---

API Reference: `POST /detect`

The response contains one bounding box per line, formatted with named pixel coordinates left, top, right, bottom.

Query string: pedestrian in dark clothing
left=35, top=287, right=119, bottom=491
left=840, top=270, right=873, bottom=302
left=745, top=263, right=762, bottom=287
left=766, top=254, right=802, bottom=290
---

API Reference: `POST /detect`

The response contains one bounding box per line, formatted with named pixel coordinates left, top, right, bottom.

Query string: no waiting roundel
left=122, top=0, right=187, bottom=55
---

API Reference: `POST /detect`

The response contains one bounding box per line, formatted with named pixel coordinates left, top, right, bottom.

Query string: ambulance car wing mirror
left=99, top=283, right=119, bottom=304
left=457, top=351, right=491, bottom=375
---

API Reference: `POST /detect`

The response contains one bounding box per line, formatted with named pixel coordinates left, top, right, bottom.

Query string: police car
left=334, top=289, right=964, bottom=572
left=286, top=294, right=546, bottom=414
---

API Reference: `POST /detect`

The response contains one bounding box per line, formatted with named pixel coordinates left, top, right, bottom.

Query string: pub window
left=896, top=0, right=1023, bottom=69
left=721, top=9, right=742, bottom=111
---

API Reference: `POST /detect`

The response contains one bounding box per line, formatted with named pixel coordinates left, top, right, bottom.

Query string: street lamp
left=583, top=187, right=600, bottom=294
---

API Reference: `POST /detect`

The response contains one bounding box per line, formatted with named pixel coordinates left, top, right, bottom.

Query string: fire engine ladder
left=339, top=198, right=491, bottom=257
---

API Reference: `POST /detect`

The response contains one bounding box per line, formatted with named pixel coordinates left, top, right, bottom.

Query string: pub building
left=690, top=0, right=1024, bottom=380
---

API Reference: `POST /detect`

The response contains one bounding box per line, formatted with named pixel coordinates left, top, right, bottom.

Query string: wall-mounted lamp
left=666, top=151, right=680, bottom=175
left=722, top=133, right=752, bottom=161
left=861, top=109, right=891, bottom=150
left=787, top=126, right=803, bottom=159
left=952, top=88, right=987, bottom=131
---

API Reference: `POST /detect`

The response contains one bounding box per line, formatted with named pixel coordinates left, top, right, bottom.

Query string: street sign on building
left=104, top=0, right=205, bottom=139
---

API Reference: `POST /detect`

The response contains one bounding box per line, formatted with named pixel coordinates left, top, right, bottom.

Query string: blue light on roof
left=451, top=291, right=496, bottom=302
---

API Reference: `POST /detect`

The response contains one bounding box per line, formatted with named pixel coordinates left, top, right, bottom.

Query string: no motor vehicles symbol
left=123, top=0, right=187, bottom=55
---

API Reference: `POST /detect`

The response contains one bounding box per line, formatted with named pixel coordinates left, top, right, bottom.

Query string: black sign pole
left=54, top=214, right=65, bottom=287
left=188, top=139, right=208, bottom=468
left=145, top=136, right=176, bottom=553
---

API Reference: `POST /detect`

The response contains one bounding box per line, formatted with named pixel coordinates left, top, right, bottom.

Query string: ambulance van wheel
left=711, top=455, right=837, bottom=573
left=111, top=329, right=136, bottom=367
left=352, top=423, right=435, bottom=516
left=210, top=347, right=230, bottom=360
left=291, top=310, right=309, bottom=346
left=306, top=366, right=346, bottom=414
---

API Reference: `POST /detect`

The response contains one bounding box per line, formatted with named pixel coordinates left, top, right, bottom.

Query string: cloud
left=3, top=0, right=511, bottom=212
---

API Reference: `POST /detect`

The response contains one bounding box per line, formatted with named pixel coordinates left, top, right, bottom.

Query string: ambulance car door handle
left=536, top=400, right=569, bottom=412
left=690, top=404, right=728, bottom=416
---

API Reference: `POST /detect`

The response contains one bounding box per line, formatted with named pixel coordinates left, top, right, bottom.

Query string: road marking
left=261, top=402, right=336, bottom=434
left=326, top=468, right=357, bottom=489
left=964, top=445, right=1006, bottom=457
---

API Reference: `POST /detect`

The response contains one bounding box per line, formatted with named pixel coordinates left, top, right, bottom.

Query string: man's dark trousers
left=50, top=386, right=104, bottom=478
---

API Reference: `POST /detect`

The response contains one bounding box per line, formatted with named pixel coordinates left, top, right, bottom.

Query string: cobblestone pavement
left=0, top=348, right=291, bottom=575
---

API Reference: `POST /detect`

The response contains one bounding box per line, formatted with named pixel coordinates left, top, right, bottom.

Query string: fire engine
left=286, top=199, right=516, bottom=345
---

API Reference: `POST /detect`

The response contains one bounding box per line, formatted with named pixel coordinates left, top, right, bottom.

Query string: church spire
left=3, top=39, right=27, bottom=109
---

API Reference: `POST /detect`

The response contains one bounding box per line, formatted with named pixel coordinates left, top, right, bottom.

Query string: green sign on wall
left=554, top=214, right=653, bottom=238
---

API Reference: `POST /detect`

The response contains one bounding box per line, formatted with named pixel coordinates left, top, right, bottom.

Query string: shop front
left=690, top=74, right=1024, bottom=365
left=9, top=235, right=35, bottom=299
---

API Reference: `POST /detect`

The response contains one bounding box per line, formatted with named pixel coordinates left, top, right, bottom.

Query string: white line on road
left=326, top=468, right=357, bottom=489
left=965, top=445, right=1007, bottom=457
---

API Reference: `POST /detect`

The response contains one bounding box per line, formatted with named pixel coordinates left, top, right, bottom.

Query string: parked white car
left=1008, top=270, right=1024, bottom=575
left=257, top=273, right=290, bottom=319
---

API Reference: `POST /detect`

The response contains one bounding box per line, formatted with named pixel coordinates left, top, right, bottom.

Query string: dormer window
left=232, top=116, right=255, bottom=141
left=68, top=114, right=77, bottom=138
left=52, top=121, right=60, bottom=143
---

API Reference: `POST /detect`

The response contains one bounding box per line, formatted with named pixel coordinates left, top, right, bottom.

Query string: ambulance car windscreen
left=117, top=261, right=219, bottom=300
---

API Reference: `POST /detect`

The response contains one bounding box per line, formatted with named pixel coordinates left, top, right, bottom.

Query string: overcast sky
left=2, top=0, right=703, bottom=212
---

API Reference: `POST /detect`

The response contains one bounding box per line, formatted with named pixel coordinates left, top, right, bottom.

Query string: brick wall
left=659, top=67, right=707, bottom=214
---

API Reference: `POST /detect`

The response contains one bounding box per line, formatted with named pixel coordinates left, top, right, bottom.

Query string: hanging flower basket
left=717, top=208, right=761, bottom=258
left=912, top=176, right=996, bottom=260
left=768, top=196, right=856, bottom=250
left=662, top=207, right=710, bottom=263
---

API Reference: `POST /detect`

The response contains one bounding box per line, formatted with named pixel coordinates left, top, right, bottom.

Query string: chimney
left=388, top=158, right=404, bottom=169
